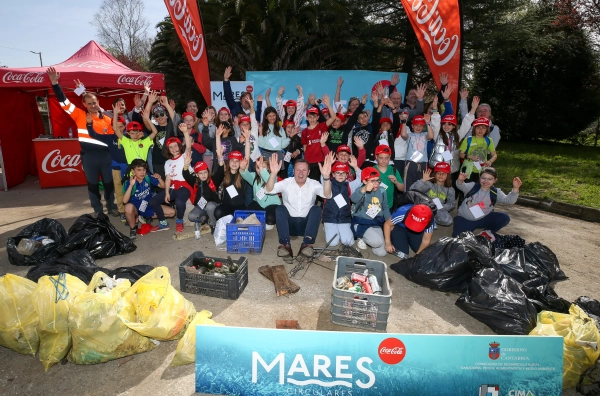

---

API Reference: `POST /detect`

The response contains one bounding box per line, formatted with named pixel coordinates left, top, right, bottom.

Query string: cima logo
left=488, top=341, right=500, bottom=360
left=509, top=391, right=534, bottom=396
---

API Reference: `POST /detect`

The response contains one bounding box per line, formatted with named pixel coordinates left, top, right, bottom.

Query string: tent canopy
left=0, top=40, right=165, bottom=97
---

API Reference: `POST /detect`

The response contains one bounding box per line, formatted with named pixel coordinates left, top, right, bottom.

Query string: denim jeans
left=276, top=205, right=322, bottom=245
left=452, top=212, right=510, bottom=237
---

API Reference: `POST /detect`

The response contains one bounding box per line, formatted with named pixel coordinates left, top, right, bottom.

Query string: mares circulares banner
left=399, top=0, right=462, bottom=108
left=164, top=0, right=212, bottom=105
left=195, top=326, right=563, bottom=395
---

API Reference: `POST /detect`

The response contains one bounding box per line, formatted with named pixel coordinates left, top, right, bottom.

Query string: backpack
left=394, top=190, right=438, bottom=216
left=464, top=136, right=491, bottom=156
left=464, top=183, right=498, bottom=206
left=123, top=175, right=151, bottom=195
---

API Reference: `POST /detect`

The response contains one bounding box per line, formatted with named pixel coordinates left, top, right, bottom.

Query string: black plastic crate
left=179, top=252, right=248, bottom=300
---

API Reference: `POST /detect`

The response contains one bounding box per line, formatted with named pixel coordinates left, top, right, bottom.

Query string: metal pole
left=30, top=51, right=42, bottom=67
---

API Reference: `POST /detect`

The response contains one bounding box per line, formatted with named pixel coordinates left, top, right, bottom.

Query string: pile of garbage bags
left=0, top=267, right=221, bottom=369
left=7, top=214, right=136, bottom=270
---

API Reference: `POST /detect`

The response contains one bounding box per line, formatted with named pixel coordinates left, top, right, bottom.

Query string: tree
left=90, top=0, right=153, bottom=71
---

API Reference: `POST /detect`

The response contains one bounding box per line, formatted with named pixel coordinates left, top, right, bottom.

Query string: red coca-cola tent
left=0, top=40, right=165, bottom=189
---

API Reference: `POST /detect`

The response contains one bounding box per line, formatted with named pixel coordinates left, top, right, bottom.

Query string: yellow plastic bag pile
left=0, top=274, right=39, bottom=356
left=171, top=310, right=224, bottom=366
left=67, top=272, right=156, bottom=365
left=530, top=304, right=600, bottom=389
left=32, top=273, right=87, bottom=371
left=119, top=267, right=196, bottom=341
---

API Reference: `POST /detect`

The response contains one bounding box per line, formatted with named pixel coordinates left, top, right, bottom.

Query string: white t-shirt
left=164, top=154, right=186, bottom=182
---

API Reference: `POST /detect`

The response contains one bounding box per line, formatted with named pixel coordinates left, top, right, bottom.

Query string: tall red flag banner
left=164, top=0, right=212, bottom=105
left=399, top=0, right=462, bottom=109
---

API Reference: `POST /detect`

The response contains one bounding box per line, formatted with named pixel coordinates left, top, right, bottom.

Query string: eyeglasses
left=154, top=112, right=166, bottom=118
left=368, top=179, right=382, bottom=184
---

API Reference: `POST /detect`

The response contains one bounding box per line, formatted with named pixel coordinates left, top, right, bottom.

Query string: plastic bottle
left=194, top=222, right=201, bottom=240
left=68, top=127, right=73, bottom=138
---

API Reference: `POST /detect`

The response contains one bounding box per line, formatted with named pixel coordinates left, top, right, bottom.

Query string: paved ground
left=0, top=177, right=599, bottom=395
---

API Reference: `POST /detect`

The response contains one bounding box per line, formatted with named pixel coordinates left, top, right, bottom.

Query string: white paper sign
left=366, top=205, right=381, bottom=218
left=474, top=161, right=482, bottom=170
left=139, top=199, right=148, bottom=213
left=284, top=152, right=292, bottom=162
left=256, top=187, right=266, bottom=200
left=410, top=151, right=423, bottom=162
left=432, top=198, right=443, bottom=210
left=198, top=197, right=207, bottom=209
left=333, top=194, right=347, bottom=208
left=74, top=85, right=86, bottom=96
left=442, top=150, right=453, bottom=161
left=469, top=204, right=485, bottom=219
left=268, top=137, right=280, bottom=148
left=379, top=139, right=389, bottom=146
left=226, top=185, right=239, bottom=198
left=381, top=182, right=388, bottom=190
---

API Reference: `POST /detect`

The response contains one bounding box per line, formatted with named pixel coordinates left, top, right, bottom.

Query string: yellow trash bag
left=67, top=272, right=156, bottom=365
left=171, top=310, right=225, bottom=366
left=530, top=304, right=600, bottom=389
left=32, top=273, right=87, bottom=371
left=119, top=267, right=196, bottom=341
left=0, top=274, right=39, bottom=356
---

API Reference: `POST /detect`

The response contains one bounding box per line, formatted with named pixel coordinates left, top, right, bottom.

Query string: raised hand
left=296, top=85, right=303, bottom=95
left=159, top=95, right=169, bottom=107
left=348, top=155, right=358, bottom=169
left=318, top=152, right=335, bottom=179
left=255, top=156, right=263, bottom=170
left=460, top=88, right=469, bottom=100
left=240, top=157, right=249, bottom=171
left=371, top=90, right=379, bottom=103
left=471, top=96, right=481, bottom=112
left=201, top=108, right=210, bottom=125
left=184, top=150, right=192, bottom=167
left=269, top=153, right=282, bottom=173
left=431, top=95, right=439, bottom=110
left=74, top=79, right=84, bottom=89
left=46, top=67, right=60, bottom=85
left=361, top=94, right=368, bottom=105
left=415, top=83, right=427, bottom=100
left=224, top=66, right=232, bottom=81
left=141, top=108, right=150, bottom=120
left=278, top=86, right=285, bottom=96
left=376, top=81, right=384, bottom=98
left=424, top=113, right=431, bottom=123
left=458, top=172, right=468, bottom=182
left=322, top=93, right=331, bottom=108
left=266, top=87, right=272, bottom=98
left=289, top=126, right=301, bottom=137
left=442, top=85, right=454, bottom=100
left=169, top=98, right=176, bottom=110
left=513, top=177, right=522, bottom=190
left=247, top=98, right=254, bottom=110
left=320, top=132, right=329, bottom=145
left=337, top=76, right=344, bottom=87
left=439, top=72, right=449, bottom=86
left=391, top=73, right=400, bottom=86
left=144, top=82, right=151, bottom=94
left=179, top=123, right=189, bottom=134
left=147, top=90, right=158, bottom=104
left=353, top=136, right=364, bottom=150
left=216, top=124, right=225, bottom=137
left=422, top=168, right=433, bottom=182
left=256, top=94, right=263, bottom=102
left=134, top=94, right=143, bottom=109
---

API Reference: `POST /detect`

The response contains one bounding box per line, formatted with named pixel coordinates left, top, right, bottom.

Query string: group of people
left=47, top=66, right=522, bottom=260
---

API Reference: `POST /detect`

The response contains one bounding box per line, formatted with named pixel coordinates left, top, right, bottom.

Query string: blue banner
left=196, top=326, right=563, bottom=395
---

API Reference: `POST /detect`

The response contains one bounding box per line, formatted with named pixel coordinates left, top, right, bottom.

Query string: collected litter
left=170, top=310, right=224, bottom=367
left=235, top=213, right=261, bottom=225
left=0, top=274, right=40, bottom=356
left=7, top=218, right=67, bottom=266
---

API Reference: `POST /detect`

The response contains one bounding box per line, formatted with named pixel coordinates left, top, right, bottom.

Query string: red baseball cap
left=117, top=116, right=127, bottom=125
left=379, top=117, right=392, bottom=125
left=375, top=145, right=392, bottom=156
left=321, top=107, right=330, bottom=114
left=336, top=144, right=351, bottom=154
left=283, top=120, right=295, bottom=129
left=335, top=113, right=345, bottom=122
left=194, top=162, right=209, bottom=172
left=441, top=115, right=457, bottom=125
left=434, top=162, right=451, bottom=174
left=285, top=100, right=297, bottom=108
left=229, top=151, right=243, bottom=160
left=332, top=161, right=350, bottom=174
left=412, top=115, right=426, bottom=125
left=404, top=204, right=433, bottom=233
left=361, top=167, right=380, bottom=182
left=238, top=115, right=251, bottom=124
left=346, top=111, right=353, bottom=117
left=126, top=121, right=142, bottom=131
left=182, top=111, right=196, bottom=120
left=473, top=117, right=490, bottom=127
left=306, top=107, right=319, bottom=115
left=218, top=107, right=230, bottom=115
left=165, top=137, right=181, bottom=146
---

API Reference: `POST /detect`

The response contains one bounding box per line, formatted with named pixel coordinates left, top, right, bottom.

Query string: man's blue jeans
left=276, top=205, right=322, bottom=245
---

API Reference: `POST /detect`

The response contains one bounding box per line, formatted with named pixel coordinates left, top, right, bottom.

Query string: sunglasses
left=154, top=112, right=166, bottom=118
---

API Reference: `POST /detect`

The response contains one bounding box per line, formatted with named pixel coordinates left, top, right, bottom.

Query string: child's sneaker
left=129, top=227, right=137, bottom=240
left=176, top=220, right=184, bottom=233
left=357, top=238, right=367, bottom=250
left=120, top=213, right=127, bottom=223
left=150, top=221, right=170, bottom=232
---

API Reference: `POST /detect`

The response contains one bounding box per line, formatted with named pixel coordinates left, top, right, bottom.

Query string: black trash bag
left=574, top=296, right=600, bottom=329
left=26, top=250, right=109, bottom=284
left=108, top=265, right=155, bottom=283
left=7, top=218, right=67, bottom=266
left=521, top=276, right=571, bottom=314
left=390, top=237, right=473, bottom=292
left=58, top=213, right=136, bottom=259
left=491, top=232, right=526, bottom=250
left=393, top=190, right=438, bottom=216
left=455, top=267, right=538, bottom=335
left=457, top=232, right=497, bottom=271
left=523, top=242, right=568, bottom=282
left=494, top=248, right=533, bottom=284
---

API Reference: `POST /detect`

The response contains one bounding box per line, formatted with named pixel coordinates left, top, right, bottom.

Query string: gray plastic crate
left=330, top=256, right=392, bottom=332
left=179, top=252, right=248, bottom=300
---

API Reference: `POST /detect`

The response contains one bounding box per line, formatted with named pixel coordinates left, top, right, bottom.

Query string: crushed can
left=367, top=274, right=382, bottom=295
left=351, top=272, right=367, bottom=283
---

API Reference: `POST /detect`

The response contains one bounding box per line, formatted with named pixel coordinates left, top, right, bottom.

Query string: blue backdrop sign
left=196, top=326, right=563, bottom=395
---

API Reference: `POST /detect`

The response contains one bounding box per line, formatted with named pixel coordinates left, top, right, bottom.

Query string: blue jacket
left=322, top=179, right=352, bottom=224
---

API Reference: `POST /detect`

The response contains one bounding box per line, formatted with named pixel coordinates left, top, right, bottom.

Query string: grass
left=494, top=141, right=600, bottom=209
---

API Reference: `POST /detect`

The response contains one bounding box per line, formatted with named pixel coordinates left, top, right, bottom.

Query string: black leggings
left=247, top=201, right=277, bottom=225
left=214, top=203, right=247, bottom=222
left=149, top=188, right=190, bottom=221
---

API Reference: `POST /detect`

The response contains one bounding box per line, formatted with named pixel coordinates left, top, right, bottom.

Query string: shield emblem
left=489, top=342, right=500, bottom=360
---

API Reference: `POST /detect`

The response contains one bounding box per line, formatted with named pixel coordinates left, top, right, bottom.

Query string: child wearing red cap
left=335, top=144, right=365, bottom=181
left=302, top=94, right=337, bottom=181
left=148, top=124, right=193, bottom=233
left=351, top=167, right=392, bottom=256
left=212, top=144, right=248, bottom=221
left=459, top=116, right=497, bottom=184
left=322, top=159, right=363, bottom=246
left=183, top=158, right=221, bottom=232
left=400, top=113, right=434, bottom=192
left=384, top=203, right=435, bottom=259
left=274, top=85, right=305, bottom=127
left=409, top=162, right=456, bottom=226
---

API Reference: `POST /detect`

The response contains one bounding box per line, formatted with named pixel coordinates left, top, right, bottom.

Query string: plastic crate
left=226, top=210, right=266, bottom=254
left=179, top=252, right=248, bottom=300
left=330, top=257, right=392, bottom=332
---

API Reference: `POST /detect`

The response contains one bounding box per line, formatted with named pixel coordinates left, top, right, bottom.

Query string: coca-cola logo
left=166, top=0, right=205, bottom=62
left=407, top=0, right=459, bottom=66
left=117, top=74, right=154, bottom=86
left=378, top=338, right=406, bottom=365
left=60, top=61, right=112, bottom=69
left=2, top=71, right=45, bottom=84
left=246, top=85, right=254, bottom=93
left=41, top=149, right=81, bottom=174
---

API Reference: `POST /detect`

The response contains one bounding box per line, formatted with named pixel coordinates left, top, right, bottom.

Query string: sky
left=0, top=0, right=169, bottom=68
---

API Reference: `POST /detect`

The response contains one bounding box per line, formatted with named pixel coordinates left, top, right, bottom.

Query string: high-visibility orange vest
left=59, top=98, right=114, bottom=148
